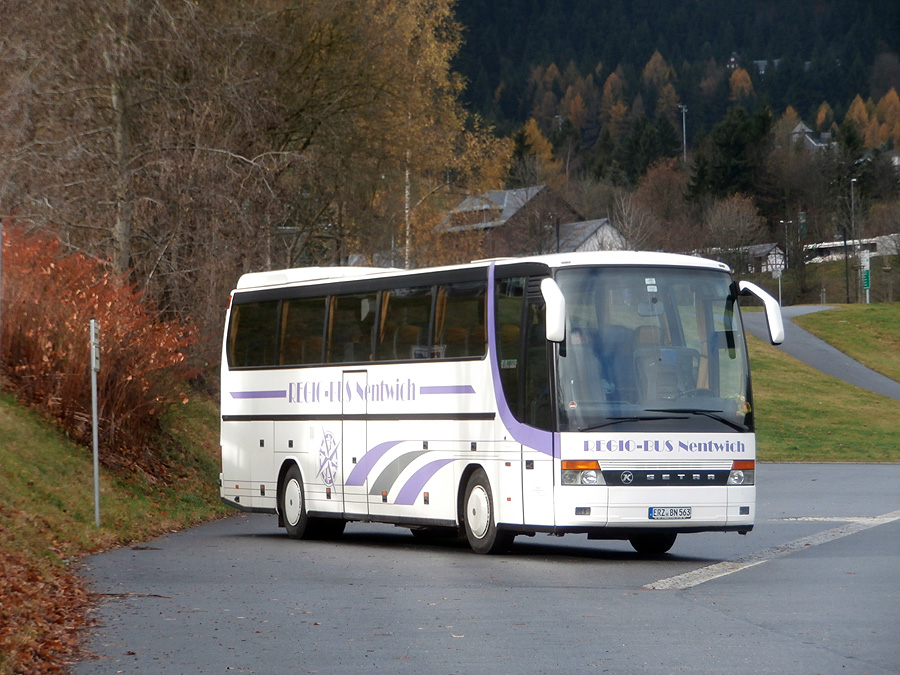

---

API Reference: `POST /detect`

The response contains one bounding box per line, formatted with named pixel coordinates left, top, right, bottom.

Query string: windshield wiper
left=645, top=408, right=748, bottom=432
left=579, top=414, right=688, bottom=432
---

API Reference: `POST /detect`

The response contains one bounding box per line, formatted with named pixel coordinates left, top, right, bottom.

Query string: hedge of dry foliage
left=1, top=224, right=197, bottom=476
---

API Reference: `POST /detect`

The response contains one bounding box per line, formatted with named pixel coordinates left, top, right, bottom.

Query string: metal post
left=90, top=319, right=101, bottom=527
left=554, top=213, right=559, bottom=253
left=679, top=105, right=688, bottom=162
left=851, top=178, right=858, bottom=303
left=842, top=226, right=850, bottom=304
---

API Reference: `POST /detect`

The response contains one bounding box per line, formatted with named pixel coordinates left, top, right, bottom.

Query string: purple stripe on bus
left=230, top=390, right=287, bottom=399
left=420, top=385, right=476, bottom=395
left=345, top=440, right=402, bottom=486
left=394, top=459, right=455, bottom=505
left=487, top=263, right=558, bottom=458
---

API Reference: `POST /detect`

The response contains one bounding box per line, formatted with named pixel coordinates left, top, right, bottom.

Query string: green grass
left=793, top=304, right=900, bottom=383
left=0, top=393, right=226, bottom=555
left=748, top=332, right=900, bottom=462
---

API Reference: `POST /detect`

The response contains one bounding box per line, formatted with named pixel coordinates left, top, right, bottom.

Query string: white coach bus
left=220, top=251, right=783, bottom=555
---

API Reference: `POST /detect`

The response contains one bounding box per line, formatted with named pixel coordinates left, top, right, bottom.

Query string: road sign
left=861, top=251, right=871, bottom=290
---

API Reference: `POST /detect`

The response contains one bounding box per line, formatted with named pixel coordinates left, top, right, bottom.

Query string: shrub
left=0, top=224, right=198, bottom=477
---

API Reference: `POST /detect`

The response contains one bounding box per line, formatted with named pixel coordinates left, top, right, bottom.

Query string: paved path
left=742, top=304, right=900, bottom=400
left=74, top=465, right=900, bottom=674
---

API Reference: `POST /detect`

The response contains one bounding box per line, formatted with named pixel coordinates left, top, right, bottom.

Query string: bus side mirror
left=541, top=278, right=566, bottom=342
left=738, top=280, right=785, bottom=345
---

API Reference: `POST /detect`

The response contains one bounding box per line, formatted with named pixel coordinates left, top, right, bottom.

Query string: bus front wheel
left=629, top=532, right=677, bottom=556
left=280, top=464, right=310, bottom=539
left=463, top=468, right=513, bottom=554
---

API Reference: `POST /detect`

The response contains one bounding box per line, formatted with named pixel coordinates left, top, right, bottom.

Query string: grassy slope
left=0, top=393, right=228, bottom=673
left=793, top=304, right=900, bottom=383
left=748, top=334, right=900, bottom=462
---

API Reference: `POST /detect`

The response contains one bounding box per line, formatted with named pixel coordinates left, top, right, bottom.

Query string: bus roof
left=235, top=266, right=398, bottom=289
left=233, top=251, right=731, bottom=291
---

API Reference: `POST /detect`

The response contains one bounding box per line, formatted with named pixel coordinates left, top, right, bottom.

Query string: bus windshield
left=554, top=266, right=751, bottom=433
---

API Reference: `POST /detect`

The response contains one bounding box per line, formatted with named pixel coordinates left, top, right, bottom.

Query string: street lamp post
left=679, top=105, right=688, bottom=163
left=851, top=178, right=864, bottom=303
left=842, top=225, right=850, bottom=304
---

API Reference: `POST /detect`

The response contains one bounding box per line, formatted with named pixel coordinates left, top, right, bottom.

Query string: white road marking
left=643, top=509, right=900, bottom=591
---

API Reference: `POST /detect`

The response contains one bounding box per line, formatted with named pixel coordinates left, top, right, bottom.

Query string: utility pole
left=842, top=226, right=850, bottom=304
left=679, top=105, right=688, bottom=163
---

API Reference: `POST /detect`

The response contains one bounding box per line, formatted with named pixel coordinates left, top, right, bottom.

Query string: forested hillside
left=449, top=0, right=900, bottom=305
left=454, top=0, right=900, bottom=136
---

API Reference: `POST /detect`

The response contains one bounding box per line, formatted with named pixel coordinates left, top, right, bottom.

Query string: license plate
left=649, top=506, right=692, bottom=520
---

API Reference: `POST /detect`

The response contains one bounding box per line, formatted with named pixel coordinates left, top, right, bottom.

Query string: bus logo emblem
left=621, top=471, right=634, bottom=485
left=317, top=430, right=340, bottom=488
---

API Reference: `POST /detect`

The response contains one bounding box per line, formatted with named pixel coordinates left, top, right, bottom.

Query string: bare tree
left=703, top=194, right=763, bottom=271
left=611, top=190, right=659, bottom=251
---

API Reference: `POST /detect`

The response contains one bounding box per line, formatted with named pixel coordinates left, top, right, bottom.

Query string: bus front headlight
left=561, top=461, right=605, bottom=486
left=727, top=460, right=755, bottom=486
left=580, top=470, right=600, bottom=485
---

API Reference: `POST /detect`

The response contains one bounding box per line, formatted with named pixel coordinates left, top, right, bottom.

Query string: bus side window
left=523, top=291, right=551, bottom=430
left=280, top=296, right=328, bottom=366
left=435, top=281, right=486, bottom=358
left=228, top=300, right=280, bottom=368
left=496, top=277, right=525, bottom=419
left=328, top=292, right=378, bottom=363
left=376, top=286, right=434, bottom=360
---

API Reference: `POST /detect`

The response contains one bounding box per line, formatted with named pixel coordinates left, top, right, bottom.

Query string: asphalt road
left=76, top=463, right=900, bottom=675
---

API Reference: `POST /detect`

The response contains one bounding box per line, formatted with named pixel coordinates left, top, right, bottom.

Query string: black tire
left=462, top=468, right=514, bottom=554
left=629, top=532, right=677, bottom=556
left=280, top=464, right=310, bottom=539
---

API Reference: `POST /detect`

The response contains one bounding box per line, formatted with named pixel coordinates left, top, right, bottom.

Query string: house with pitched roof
left=444, top=185, right=625, bottom=257
left=790, top=122, right=832, bottom=151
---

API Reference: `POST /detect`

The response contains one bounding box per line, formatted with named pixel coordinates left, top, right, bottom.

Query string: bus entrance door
left=522, top=444, right=555, bottom=527
left=341, top=369, right=369, bottom=516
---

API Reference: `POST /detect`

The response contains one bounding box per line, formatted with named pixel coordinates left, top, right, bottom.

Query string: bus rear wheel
left=629, top=532, right=677, bottom=556
left=463, top=469, right=513, bottom=554
left=280, top=464, right=346, bottom=540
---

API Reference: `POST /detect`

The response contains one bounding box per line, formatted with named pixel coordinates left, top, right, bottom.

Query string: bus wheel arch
left=460, top=466, right=514, bottom=554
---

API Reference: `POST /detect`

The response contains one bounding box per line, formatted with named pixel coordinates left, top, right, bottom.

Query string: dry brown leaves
left=0, top=547, right=94, bottom=673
